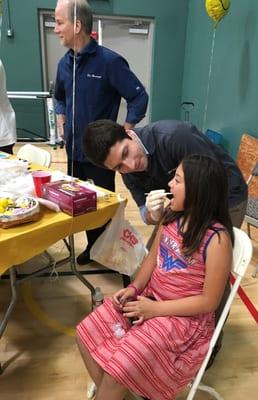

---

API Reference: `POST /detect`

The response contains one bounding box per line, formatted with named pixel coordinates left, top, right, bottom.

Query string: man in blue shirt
left=54, top=0, right=148, bottom=265
left=83, top=119, right=247, bottom=227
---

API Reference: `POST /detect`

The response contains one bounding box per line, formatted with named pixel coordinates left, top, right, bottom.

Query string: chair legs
left=247, top=222, right=251, bottom=238
left=196, top=383, right=224, bottom=400
left=252, top=264, right=258, bottom=278
left=246, top=223, right=257, bottom=278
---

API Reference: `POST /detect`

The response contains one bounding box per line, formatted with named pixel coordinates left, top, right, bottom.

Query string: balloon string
left=202, top=28, right=216, bottom=133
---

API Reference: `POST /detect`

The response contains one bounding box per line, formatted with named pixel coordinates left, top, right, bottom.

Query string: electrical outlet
left=7, top=29, right=14, bottom=38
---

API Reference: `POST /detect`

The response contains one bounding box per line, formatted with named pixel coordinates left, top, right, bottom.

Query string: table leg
left=0, top=267, right=18, bottom=374
left=68, top=235, right=95, bottom=299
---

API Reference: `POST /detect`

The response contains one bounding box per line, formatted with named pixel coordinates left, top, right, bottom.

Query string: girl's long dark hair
left=163, top=154, right=234, bottom=256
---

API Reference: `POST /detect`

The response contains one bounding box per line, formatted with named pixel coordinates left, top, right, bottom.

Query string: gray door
left=40, top=12, right=153, bottom=127
left=93, top=16, right=153, bottom=126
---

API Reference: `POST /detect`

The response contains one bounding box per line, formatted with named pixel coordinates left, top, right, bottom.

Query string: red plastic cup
left=32, top=171, right=51, bottom=197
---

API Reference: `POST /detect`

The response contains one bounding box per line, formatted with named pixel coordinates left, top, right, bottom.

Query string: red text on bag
left=121, top=228, right=139, bottom=247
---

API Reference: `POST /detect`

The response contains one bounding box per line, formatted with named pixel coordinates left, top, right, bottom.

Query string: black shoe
left=76, top=249, right=93, bottom=265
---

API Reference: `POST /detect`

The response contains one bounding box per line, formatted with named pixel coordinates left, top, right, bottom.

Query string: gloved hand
left=145, top=189, right=167, bottom=222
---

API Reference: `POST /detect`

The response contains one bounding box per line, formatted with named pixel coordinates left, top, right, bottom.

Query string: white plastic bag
left=90, top=202, right=147, bottom=276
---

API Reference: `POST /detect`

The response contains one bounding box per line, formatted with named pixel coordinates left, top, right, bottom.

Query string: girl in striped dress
left=76, top=154, right=234, bottom=400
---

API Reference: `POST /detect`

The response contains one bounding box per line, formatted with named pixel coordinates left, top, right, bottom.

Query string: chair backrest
left=186, top=227, right=253, bottom=400
left=17, top=144, right=52, bottom=168
left=236, top=133, right=258, bottom=198
left=246, top=162, right=258, bottom=186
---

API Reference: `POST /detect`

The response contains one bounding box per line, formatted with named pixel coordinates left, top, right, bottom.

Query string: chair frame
left=88, top=229, right=253, bottom=400
left=16, top=143, right=52, bottom=168
left=186, top=227, right=253, bottom=400
left=245, top=162, right=258, bottom=278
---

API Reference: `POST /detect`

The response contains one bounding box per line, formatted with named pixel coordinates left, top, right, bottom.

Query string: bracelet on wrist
left=127, top=283, right=141, bottom=298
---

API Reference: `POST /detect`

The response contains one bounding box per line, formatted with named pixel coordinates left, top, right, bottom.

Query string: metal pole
left=98, top=19, right=103, bottom=45
left=7, top=91, right=51, bottom=97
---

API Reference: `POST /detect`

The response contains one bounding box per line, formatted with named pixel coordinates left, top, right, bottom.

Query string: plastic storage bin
left=205, top=129, right=223, bottom=145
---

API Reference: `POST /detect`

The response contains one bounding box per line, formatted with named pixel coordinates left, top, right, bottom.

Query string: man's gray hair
left=68, top=0, right=93, bottom=35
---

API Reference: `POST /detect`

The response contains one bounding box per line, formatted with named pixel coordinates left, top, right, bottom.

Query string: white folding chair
left=236, top=134, right=258, bottom=278
left=245, top=162, right=258, bottom=277
left=186, top=227, right=253, bottom=400
left=106, top=228, right=253, bottom=400
left=16, top=143, right=53, bottom=266
left=17, top=143, right=52, bottom=168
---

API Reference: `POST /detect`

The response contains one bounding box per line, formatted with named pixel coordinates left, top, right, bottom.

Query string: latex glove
left=145, top=189, right=167, bottom=222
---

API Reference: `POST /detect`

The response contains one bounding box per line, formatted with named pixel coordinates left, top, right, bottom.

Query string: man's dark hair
left=68, top=0, right=93, bottom=35
left=83, top=120, right=130, bottom=167
left=163, top=154, right=234, bottom=255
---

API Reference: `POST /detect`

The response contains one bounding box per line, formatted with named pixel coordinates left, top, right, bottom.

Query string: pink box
left=42, top=180, right=97, bottom=216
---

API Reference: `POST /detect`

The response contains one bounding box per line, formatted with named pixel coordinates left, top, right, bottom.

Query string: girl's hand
left=122, top=296, right=157, bottom=325
left=112, top=287, right=137, bottom=310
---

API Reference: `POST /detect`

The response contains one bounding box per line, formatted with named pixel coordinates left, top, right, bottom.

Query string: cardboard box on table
left=42, top=180, right=97, bottom=216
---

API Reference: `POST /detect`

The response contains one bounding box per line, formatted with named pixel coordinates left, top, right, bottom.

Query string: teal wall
left=0, top=0, right=189, bottom=140
left=1, top=0, right=52, bottom=140
left=2, top=0, right=258, bottom=157
left=111, top=0, right=189, bottom=121
left=182, top=0, right=258, bottom=158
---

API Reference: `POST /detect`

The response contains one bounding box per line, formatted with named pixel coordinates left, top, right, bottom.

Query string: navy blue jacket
left=55, top=39, right=148, bottom=162
left=122, top=120, right=248, bottom=209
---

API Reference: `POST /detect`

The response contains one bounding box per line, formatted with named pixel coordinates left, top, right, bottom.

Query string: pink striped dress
left=76, top=220, right=225, bottom=400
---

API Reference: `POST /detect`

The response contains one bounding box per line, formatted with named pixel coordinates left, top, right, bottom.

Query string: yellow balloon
left=205, top=0, right=230, bottom=24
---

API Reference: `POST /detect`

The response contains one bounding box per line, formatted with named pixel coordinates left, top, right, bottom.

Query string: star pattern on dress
left=160, top=244, right=188, bottom=272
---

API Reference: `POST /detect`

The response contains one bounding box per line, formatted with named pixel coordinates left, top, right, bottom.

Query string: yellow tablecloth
left=0, top=193, right=122, bottom=275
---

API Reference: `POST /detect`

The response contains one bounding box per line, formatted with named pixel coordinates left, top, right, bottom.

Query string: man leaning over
left=82, top=118, right=248, bottom=367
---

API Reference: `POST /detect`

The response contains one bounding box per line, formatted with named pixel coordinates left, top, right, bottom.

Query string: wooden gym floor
left=0, top=144, right=257, bottom=400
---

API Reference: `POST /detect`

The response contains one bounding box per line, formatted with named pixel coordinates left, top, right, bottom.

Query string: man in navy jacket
left=83, top=119, right=247, bottom=227
left=54, top=0, right=148, bottom=265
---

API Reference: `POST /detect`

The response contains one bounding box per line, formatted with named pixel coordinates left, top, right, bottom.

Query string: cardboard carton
left=42, top=180, right=97, bottom=216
